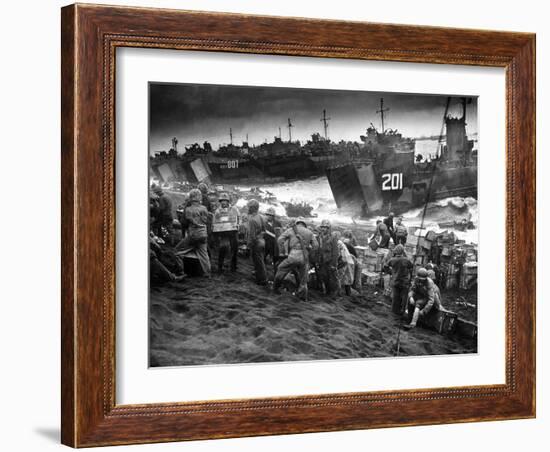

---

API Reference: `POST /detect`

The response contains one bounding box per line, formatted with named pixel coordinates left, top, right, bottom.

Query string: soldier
left=394, top=216, right=408, bottom=245
left=342, top=230, right=363, bottom=295
left=247, top=199, right=267, bottom=285
left=212, top=192, right=240, bottom=273
left=374, top=219, right=391, bottom=248
left=385, top=244, right=414, bottom=315
left=264, top=207, right=282, bottom=269
left=404, top=268, right=443, bottom=330
left=175, top=188, right=210, bottom=276
left=317, top=219, right=339, bottom=295
left=333, top=231, right=355, bottom=296
left=151, top=185, right=173, bottom=237
left=274, top=217, right=318, bottom=300
left=383, top=212, right=396, bottom=244
left=197, top=182, right=213, bottom=212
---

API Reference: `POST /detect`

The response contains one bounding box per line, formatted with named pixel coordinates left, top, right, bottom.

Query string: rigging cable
left=394, top=96, right=452, bottom=356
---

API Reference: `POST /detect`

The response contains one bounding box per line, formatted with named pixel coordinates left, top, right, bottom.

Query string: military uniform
left=247, top=203, right=267, bottom=285
left=386, top=250, right=413, bottom=314
left=175, top=190, right=211, bottom=276
left=394, top=222, right=408, bottom=245
left=405, top=272, right=443, bottom=328
left=317, top=222, right=339, bottom=295
left=212, top=202, right=240, bottom=272
left=275, top=222, right=318, bottom=298
left=375, top=221, right=391, bottom=248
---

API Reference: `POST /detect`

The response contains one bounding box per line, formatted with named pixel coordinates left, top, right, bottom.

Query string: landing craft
left=325, top=97, right=477, bottom=217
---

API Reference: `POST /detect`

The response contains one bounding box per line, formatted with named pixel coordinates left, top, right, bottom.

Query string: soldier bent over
left=274, top=218, right=318, bottom=300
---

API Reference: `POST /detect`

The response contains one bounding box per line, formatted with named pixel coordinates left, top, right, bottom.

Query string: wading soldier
left=394, top=216, right=408, bottom=245
left=212, top=192, right=240, bottom=273
left=404, top=268, right=443, bottom=330
left=274, top=218, right=318, bottom=300
left=247, top=199, right=267, bottom=285
left=385, top=244, right=413, bottom=315
left=317, top=219, right=339, bottom=295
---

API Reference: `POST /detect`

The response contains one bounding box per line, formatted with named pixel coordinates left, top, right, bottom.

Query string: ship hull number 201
left=381, top=173, right=403, bottom=191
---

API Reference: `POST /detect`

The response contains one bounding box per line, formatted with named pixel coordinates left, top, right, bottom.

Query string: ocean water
left=248, top=175, right=478, bottom=245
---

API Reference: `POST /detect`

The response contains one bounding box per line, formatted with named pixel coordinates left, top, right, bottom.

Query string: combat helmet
left=218, top=192, right=230, bottom=202
left=295, top=217, right=307, bottom=227
left=188, top=188, right=202, bottom=202
left=393, top=244, right=405, bottom=256
left=416, top=268, right=429, bottom=279
left=247, top=199, right=260, bottom=213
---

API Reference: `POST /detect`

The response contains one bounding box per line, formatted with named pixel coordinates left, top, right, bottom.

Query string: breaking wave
left=236, top=176, right=478, bottom=244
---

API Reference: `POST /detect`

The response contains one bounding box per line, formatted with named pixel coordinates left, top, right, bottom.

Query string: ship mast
left=376, top=97, right=390, bottom=133
left=320, top=109, right=331, bottom=139
left=287, top=118, right=294, bottom=142
left=278, top=127, right=282, bottom=139
left=229, top=128, right=233, bottom=145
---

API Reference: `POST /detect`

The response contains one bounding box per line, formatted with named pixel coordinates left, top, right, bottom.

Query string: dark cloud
left=149, top=82, right=477, bottom=153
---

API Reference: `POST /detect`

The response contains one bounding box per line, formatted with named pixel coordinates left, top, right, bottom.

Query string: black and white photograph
left=148, top=83, right=479, bottom=367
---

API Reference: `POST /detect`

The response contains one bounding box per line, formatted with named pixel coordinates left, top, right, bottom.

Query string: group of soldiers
left=373, top=212, right=409, bottom=248
left=385, top=245, right=443, bottom=330
left=149, top=183, right=363, bottom=301
left=247, top=201, right=363, bottom=301
left=150, top=183, right=445, bottom=330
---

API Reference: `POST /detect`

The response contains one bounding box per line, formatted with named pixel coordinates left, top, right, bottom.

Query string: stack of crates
left=356, top=246, right=379, bottom=272
left=459, top=262, right=478, bottom=289
left=362, top=271, right=381, bottom=286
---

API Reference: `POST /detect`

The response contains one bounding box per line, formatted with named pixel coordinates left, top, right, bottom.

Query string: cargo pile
left=353, top=226, right=478, bottom=339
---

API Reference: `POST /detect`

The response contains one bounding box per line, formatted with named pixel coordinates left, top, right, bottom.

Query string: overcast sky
left=149, top=83, right=478, bottom=154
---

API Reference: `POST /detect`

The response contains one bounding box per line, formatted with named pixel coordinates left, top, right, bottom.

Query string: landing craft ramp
left=326, top=163, right=383, bottom=214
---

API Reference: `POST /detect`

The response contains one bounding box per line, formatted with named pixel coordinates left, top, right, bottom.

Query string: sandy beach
left=149, top=256, right=476, bottom=367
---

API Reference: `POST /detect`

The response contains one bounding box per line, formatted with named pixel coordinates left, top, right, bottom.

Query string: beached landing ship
left=325, top=98, right=477, bottom=217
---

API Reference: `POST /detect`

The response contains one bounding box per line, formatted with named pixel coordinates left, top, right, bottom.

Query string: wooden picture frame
left=61, top=3, right=535, bottom=447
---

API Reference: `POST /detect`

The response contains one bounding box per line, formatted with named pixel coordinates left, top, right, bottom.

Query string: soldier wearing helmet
left=317, top=219, right=339, bottom=295
left=404, top=267, right=443, bottom=330
left=197, top=182, right=212, bottom=212
left=212, top=192, right=240, bottom=273
left=374, top=219, right=391, bottom=248
left=264, top=206, right=282, bottom=269
left=274, top=217, right=318, bottom=300
left=247, top=199, right=267, bottom=285
left=174, top=188, right=211, bottom=276
left=394, top=216, right=408, bottom=245
left=385, top=244, right=414, bottom=315
left=150, top=185, right=173, bottom=237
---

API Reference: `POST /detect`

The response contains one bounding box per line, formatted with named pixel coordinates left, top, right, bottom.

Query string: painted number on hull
left=227, top=160, right=239, bottom=169
left=381, top=173, right=403, bottom=191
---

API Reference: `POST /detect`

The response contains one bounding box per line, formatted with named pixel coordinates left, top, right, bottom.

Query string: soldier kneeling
left=404, top=267, right=443, bottom=330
